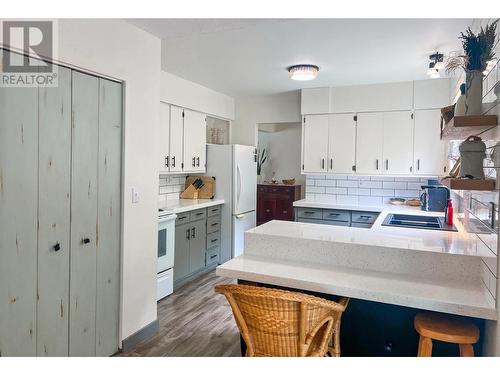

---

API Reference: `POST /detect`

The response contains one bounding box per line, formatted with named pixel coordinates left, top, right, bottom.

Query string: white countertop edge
left=216, top=256, right=497, bottom=321
left=160, top=199, right=225, bottom=214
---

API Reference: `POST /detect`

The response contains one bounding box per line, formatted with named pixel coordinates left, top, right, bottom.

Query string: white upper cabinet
left=169, top=106, right=184, bottom=173
left=301, top=88, right=331, bottom=115
left=413, top=109, right=446, bottom=176
left=331, top=81, right=413, bottom=113
left=413, top=78, right=451, bottom=109
left=356, top=112, right=384, bottom=174
left=159, top=103, right=170, bottom=174
left=182, top=109, right=207, bottom=173
left=328, top=114, right=356, bottom=174
left=382, top=111, right=414, bottom=175
left=302, top=115, right=329, bottom=173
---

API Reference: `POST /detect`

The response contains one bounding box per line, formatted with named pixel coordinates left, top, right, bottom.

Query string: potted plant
left=446, top=19, right=498, bottom=115
left=257, top=148, right=267, bottom=183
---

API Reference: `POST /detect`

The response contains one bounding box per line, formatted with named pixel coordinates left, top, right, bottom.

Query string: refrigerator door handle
left=236, top=164, right=242, bottom=211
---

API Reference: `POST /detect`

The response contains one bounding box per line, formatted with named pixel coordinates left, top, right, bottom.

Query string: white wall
left=57, top=19, right=161, bottom=342
left=258, top=124, right=305, bottom=191
left=161, top=71, right=235, bottom=120
left=233, top=90, right=301, bottom=146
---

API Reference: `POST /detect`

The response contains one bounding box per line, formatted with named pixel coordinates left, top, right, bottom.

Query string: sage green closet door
left=69, top=71, right=99, bottom=356
left=95, top=78, right=122, bottom=356
left=0, top=49, right=39, bottom=356
left=37, top=64, right=72, bottom=356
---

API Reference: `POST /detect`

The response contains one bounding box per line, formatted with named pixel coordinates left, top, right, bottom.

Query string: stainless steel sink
left=382, top=213, right=457, bottom=232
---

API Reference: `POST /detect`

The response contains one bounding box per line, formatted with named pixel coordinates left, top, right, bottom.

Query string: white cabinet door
left=382, top=111, right=414, bottom=175
left=355, top=112, right=384, bottom=174
left=169, top=106, right=183, bottom=173
left=183, top=109, right=206, bottom=173
left=302, top=115, right=329, bottom=173
left=159, top=103, right=170, bottom=173
left=414, top=109, right=445, bottom=176
left=328, top=113, right=356, bottom=174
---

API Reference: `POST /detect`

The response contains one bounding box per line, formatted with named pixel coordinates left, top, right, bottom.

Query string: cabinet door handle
left=191, top=227, right=195, bottom=238
left=385, top=160, right=389, bottom=170
left=165, top=156, right=169, bottom=168
left=192, top=157, right=196, bottom=167
left=330, top=158, right=333, bottom=170
left=376, top=159, right=379, bottom=170
left=53, top=242, right=61, bottom=252
left=210, top=254, right=217, bottom=259
left=321, top=159, right=325, bottom=170
left=265, top=209, right=271, bottom=213
left=211, top=238, right=218, bottom=243
left=186, top=228, right=190, bottom=240
left=172, top=156, right=176, bottom=167
left=196, top=157, right=200, bottom=167
left=417, top=159, right=420, bottom=171
left=82, top=238, right=90, bottom=245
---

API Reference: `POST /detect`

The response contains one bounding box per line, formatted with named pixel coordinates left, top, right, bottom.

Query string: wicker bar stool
left=414, top=312, right=480, bottom=357
left=215, top=284, right=349, bottom=357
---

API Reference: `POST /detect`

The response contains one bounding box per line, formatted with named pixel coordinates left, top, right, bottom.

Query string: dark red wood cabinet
left=257, top=184, right=301, bottom=226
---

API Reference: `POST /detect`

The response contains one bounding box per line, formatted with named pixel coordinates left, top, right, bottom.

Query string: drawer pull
left=211, top=208, right=219, bottom=212
left=283, top=210, right=287, bottom=214
left=179, top=216, right=187, bottom=220
left=303, top=211, right=316, bottom=214
left=211, top=239, right=218, bottom=243
left=359, top=215, right=371, bottom=220
left=196, top=212, right=203, bottom=216
left=266, top=209, right=271, bottom=213
left=210, top=254, right=217, bottom=259
left=328, top=213, right=340, bottom=216
left=211, top=222, right=219, bottom=226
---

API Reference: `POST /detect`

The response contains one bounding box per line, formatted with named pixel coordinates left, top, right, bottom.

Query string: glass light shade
left=288, top=65, right=319, bottom=81
left=430, top=71, right=441, bottom=79
left=434, top=61, right=445, bottom=70
left=427, top=68, right=438, bottom=76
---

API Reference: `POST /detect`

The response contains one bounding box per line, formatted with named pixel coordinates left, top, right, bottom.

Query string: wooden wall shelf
left=440, top=115, right=498, bottom=140
left=441, top=178, right=496, bottom=191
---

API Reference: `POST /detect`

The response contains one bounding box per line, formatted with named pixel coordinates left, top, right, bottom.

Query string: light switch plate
left=132, top=188, right=140, bottom=203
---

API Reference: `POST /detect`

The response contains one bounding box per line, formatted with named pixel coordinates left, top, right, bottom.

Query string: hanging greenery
left=446, top=19, right=498, bottom=73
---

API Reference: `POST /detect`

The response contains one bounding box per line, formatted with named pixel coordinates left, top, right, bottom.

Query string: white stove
left=157, top=209, right=176, bottom=301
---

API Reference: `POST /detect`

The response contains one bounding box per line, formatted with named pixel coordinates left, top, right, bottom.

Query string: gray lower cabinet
left=296, top=207, right=379, bottom=228
left=0, top=49, right=122, bottom=357
left=174, top=205, right=222, bottom=286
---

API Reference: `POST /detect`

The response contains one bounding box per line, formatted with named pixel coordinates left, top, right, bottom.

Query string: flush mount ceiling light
left=426, top=52, right=444, bottom=79
left=288, top=64, right=320, bottom=81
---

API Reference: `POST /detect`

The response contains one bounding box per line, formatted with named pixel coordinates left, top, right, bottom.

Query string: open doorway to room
left=257, top=122, right=305, bottom=191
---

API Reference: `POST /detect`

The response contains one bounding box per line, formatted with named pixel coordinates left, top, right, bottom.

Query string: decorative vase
left=464, top=70, right=483, bottom=115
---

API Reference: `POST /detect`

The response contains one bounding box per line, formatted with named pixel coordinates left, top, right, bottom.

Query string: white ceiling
left=128, top=18, right=472, bottom=98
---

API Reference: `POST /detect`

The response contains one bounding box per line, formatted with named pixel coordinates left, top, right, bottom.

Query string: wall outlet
left=132, top=188, right=140, bottom=204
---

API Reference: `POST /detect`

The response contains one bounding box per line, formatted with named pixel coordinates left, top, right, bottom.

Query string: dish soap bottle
left=445, top=198, right=454, bottom=225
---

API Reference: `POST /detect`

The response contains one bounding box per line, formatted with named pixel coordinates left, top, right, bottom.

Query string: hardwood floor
left=120, top=270, right=241, bottom=357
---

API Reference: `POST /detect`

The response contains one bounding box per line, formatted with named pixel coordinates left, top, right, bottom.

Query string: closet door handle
left=172, top=156, right=176, bottom=167
left=165, top=156, right=169, bottom=168
left=321, top=159, right=325, bottom=170
left=186, top=228, right=190, bottom=240
left=53, top=242, right=61, bottom=252
left=192, top=157, right=196, bottom=167
left=376, top=159, right=379, bottom=170
left=385, top=160, right=389, bottom=171
left=82, top=238, right=90, bottom=245
left=196, top=157, right=200, bottom=167
left=191, top=227, right=195, bottom=239
left=417, top=159, right=420, bottom=171
left=330, top=158, right=333, bottom=170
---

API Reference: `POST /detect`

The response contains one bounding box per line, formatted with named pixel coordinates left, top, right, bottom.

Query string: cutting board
left=183, top=176, right=216, bottom=199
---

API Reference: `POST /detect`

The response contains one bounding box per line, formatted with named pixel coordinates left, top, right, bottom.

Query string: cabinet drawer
left=190, top=208, right=207, bottom=222
left=207, top=215, right=221, bottom=234
left=351, top=211, right=379, bottom=224
left=206, top=246, right=220, bottom=266
left=297, top=207, right=323, bottom=219
left=297, top=218, right=324, bottom=225
left=175, top=213, right=190, bottom=226
left=207, top=205, right=221, bottom=217
left=207, top=231, right=221, bottom=248
left=322, top=209, right=350, bottom=222
left=351, top=222, right=373, bottom=229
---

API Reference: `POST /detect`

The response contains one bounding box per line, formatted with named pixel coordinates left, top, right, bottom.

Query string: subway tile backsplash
left=305, top=175, right=430, bottom=205
left=159, top=174, right=186, bottom=202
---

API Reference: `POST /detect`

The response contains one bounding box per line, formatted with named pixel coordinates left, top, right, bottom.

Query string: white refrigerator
left=206, top=144, right=257, bottom=262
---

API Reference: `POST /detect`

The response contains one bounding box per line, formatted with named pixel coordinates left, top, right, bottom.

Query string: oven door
left=158, top=214, right=176, bottom=273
